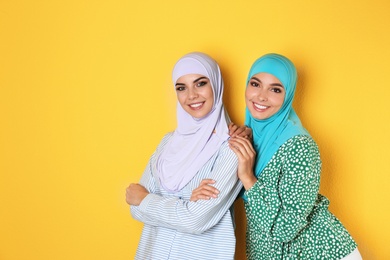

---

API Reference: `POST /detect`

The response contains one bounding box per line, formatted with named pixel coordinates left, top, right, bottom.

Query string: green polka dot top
left=244, top=135, right=357, bottom=259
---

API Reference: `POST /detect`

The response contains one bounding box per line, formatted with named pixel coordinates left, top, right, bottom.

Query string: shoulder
left=153, top=132, right=174, bottom=154
left=276, top=135, right=321, bottom=165
left=280, top=135, right=319, bottom=154
left=159, top=131, right=174, bottom=145
left=221, top=139, right=236, bottom=155
left=277, top=136, right=322, bottom=181
left=161, top=131, right=174, bottom=144
left=221, top=140, right=238, bottom=162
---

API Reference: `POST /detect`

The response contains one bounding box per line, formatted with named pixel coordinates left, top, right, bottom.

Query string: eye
left=271, top=87, right=283, bottom=93
left=196, top=81, right=208, bottom=87
left=176, top=86, right=185, bottom=91
left=249, top=81, right=259, bottom=87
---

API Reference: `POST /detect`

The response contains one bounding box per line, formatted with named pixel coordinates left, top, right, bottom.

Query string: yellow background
left=1, top=0, right=389, bottom=259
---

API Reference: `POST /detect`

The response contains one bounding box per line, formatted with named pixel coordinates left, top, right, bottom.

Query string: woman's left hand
left=190, top=179, right=220, bottom=202
left=228, top=122, right=253, bottom=139
left=125, top=183, right=149, bottom=206
left=229, top=136, right=257, bottom=190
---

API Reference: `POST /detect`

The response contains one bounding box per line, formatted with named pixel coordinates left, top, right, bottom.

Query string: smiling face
left=245, top=72, right=285, bottom=120
left=175, top=74, right=214, bottom=119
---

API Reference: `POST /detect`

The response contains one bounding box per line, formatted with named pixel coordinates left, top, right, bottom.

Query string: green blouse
left=244, top=135, right=357, bottom=259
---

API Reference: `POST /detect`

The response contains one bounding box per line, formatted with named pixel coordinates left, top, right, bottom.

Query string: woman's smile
left=188, top=101, right=205, bottom=109
left=252, top=102, right=269, bottom=112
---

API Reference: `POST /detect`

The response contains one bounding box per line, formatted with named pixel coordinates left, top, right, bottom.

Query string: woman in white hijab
left=126, top=52, right=245, bottom=260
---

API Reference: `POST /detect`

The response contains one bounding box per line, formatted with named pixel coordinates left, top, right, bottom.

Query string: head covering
left=156, top=52, right=230, bottom=192
left=245, top=53, right=309, bottom=178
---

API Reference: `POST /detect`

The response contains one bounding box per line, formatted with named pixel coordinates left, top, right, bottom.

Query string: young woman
left=197, top=53, right=361, bottom=259
left=125, top=52, right=245, bottom=259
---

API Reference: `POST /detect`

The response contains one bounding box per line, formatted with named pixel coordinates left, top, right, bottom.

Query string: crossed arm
left=126, top=123, right=252, bottom=204
left=128, top=143, right=242, bottom=234
left=125, top=124, right=250, bottom=234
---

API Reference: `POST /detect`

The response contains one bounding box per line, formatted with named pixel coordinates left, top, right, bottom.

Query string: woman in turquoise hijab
left=196, top=53, right=362, bottom=259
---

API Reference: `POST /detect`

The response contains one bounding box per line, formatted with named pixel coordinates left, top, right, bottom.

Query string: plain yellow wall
left=1, top=0, right=389, bottom=259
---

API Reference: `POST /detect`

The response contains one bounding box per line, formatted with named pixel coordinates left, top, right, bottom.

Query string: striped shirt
left=130, top=132, right=242, bottom=260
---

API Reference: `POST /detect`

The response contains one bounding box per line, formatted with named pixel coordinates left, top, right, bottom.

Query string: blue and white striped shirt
left=130, top=132, right=243, bottom=260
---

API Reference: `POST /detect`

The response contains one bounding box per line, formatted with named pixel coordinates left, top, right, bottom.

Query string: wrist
left=240, top=173, right=257, bottom=191
left=139, top=191, right=149, bottom=204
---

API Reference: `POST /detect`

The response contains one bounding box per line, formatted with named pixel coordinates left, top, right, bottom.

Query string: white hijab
left=156, top=52, right=230, bottom=192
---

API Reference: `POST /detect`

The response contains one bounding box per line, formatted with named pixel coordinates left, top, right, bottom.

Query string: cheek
left=277, top=94, right=286, bottom=107
left=206, top=90, right=214, bottom=101
left=245, top=88, right=253, bottom=102
left=176, top=93, right=186, bottom=106
left=202, top=87, right=214, bottom=105
left=244, top=94, right=253, bottom=109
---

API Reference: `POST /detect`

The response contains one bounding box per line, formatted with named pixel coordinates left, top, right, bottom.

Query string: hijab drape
left=245, top=53, right=309, bottom=178
left=156, top=52, right=230, bottom=192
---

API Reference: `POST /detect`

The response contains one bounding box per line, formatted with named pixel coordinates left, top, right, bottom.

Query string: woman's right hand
left=229, top=136, right=257, bottom=190
left=125, top=183, right=149, bottom=206
left=190, top=179, right=220, bottom=202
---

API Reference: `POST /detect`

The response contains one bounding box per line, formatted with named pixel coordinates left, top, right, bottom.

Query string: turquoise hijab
left=245, top=53, right=309, bottom=178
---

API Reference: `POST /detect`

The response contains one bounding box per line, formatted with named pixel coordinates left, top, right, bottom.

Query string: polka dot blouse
left=244, top=135, right=357, bottom=259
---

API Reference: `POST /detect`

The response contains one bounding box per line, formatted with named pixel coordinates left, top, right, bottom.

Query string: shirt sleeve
left=130, top=133, right=169, bottom=226
left=244, top=136, right=321, bottom=242
left=130, top=152, right=160, bottom=226
left=131, top=144, right=242, bottom=234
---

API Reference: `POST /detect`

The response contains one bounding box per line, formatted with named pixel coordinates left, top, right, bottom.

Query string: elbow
left=130, top=206, right=142, bottom=222
left=179, top=219, right=214, bottom=234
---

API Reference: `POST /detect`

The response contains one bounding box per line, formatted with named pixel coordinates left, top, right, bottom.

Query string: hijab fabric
left=156, top=52, right=230, bottom=192
left=245, top=53, right=309, bottom=178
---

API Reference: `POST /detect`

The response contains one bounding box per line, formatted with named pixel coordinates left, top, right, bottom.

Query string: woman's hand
left=126, top=183, right=149, bottom=206
left=228, top=122, right=253, bottom=139
left=190, top=179, right=220, bottom=202
left=229, top=136, right=257, bottom=190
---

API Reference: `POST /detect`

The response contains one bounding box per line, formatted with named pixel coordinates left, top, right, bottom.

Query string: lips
left=189, top=102, right=205, bottom=110
left=253, top=102, right=269, bottom=111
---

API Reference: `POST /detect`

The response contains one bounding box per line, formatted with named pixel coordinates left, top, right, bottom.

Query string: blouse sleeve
left=244, top=136, right=321, bottom=242
left=131, top=144, right=242, bottom=235
left=130, top=153, right=160, bottom=226
left=130, top=133, right=169, bottom=226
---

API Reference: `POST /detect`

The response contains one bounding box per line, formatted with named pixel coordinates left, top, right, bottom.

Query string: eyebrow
left=175, top=76, right=208, bottom=86
left=251, top=76, right=284, bottom=88
left=193, top=76, right=208, bottom=83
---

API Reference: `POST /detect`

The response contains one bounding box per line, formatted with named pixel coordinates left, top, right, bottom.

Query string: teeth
left=190, top=103, right=203, bottom=108
left=254, top=103, right=267, bottom=109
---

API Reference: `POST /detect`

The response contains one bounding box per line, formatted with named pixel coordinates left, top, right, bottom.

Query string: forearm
left=130, top=204, right=159, bottom=226
left=240, top=171, right=258, bottom=190
left=137, top=149, right=242, bottom=234
left=137, top=178, right=242, bottom=234
left=244, top=180, right=281, bottom=234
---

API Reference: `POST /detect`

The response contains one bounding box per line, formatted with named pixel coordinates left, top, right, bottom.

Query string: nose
left=257, top=89, right=267, bottom=101
left=188, top=87, right=199, bottom=100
